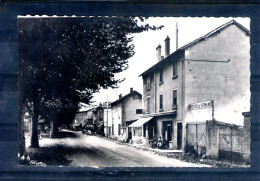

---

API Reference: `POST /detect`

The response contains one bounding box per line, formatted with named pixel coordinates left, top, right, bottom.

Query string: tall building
left=139, top=20, right=250, bottom=150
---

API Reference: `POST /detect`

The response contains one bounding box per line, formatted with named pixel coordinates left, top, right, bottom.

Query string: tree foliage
left=18, top=17, right=163, bottom=149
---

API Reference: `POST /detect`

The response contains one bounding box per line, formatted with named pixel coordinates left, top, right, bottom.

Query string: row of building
left=74, top=20, right=250, bottom=151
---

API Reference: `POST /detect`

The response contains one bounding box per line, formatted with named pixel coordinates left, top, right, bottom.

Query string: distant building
left=74, top=104, right=104, bottom=134
left=110, top=88, right=142, bottom=140
left=139, top=20, right=250, bottom=150
left=102, top=101, right=112, bottom=137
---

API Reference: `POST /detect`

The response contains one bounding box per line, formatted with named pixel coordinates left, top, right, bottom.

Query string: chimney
left=130, top=87, right=133, bottom=93
left=165, top=36, right=170, bottom=57
left=119, top=94, right=122, bottom=99
left=156, top=44, right=162, bottom=61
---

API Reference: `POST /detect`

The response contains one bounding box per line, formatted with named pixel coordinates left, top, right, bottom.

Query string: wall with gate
left=186, top=122, right=207, bottom=156
left=186, top=112, right=250, bottom=164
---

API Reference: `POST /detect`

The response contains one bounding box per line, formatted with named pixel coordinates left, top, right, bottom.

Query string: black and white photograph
left=17, top=16, right=251, bottom=168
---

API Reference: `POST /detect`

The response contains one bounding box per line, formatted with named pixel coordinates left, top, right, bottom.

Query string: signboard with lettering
left=189, top=101, right=213, bottom=110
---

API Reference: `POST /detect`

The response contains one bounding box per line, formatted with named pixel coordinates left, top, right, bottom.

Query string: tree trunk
left=50, top=119, right=58, bottom=138
left=30, top=102, right=39, bottom=148
left=18, top=64, right=26, bottom=157
left=18, top=103, right=26, bottom=157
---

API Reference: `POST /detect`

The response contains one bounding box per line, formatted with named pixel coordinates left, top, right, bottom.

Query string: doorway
left=177, top=122, right=182, bottom=150
left=148, top=119, right=156, bottom=140
left=162, top=121, right=172, bottom=142
left=128, top=127, right=132, bottom=139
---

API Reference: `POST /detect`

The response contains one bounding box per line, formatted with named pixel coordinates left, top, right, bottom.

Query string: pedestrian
left=157, top=136, right=163, bottom=148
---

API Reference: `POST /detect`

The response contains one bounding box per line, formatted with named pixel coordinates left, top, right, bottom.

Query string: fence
left=186, top=122, right=207, bottom=156
left=186, top=112, right=250, bottom=164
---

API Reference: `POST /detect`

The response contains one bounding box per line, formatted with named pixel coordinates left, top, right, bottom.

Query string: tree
left=17, top=17, right=163, bottom=153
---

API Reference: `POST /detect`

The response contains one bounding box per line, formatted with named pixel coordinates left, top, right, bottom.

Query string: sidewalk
left=98, top=135, right=184, bottom=158
left=99, top=135, right=249, bottom=168
left=129, top=143, right=183, bottom=153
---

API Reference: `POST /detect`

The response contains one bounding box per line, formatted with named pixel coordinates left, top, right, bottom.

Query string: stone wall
left=242, top=112, right=251, bottom=163
left=186, top=112, right=250, bottom=164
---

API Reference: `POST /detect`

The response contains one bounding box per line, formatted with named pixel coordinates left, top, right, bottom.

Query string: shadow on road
left=55, top=130, right=78, bottom=138
left=27, top=145, right=74, bottom=166
left=41, top=130, right=78, bottom=139
left=27, top=143, right=101, bottom=166
left=25, top=130, right=81, bottom=166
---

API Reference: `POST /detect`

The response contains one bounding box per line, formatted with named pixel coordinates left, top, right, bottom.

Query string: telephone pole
left=106, top=93, right=109, bottom=137
left=176, top=22, right=178, bottom=50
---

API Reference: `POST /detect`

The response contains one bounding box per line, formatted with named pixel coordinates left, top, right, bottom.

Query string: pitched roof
left=78, top=104, right=102, bottom=113
left=179, top=19, right=250, bottom=50
left=139, top=20, right=250, bottom=77
left=111, top=90, right=142, bottom=106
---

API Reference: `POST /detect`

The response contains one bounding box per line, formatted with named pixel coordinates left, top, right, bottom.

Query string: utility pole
left=106, top=93, right=109, bottom=138
left=176, top=22, right=178, bottom=50
left=211, top=100, right=214, bottom=121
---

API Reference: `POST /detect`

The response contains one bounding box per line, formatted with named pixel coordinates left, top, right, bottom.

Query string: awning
left=128, top=117, right=153, bottom=127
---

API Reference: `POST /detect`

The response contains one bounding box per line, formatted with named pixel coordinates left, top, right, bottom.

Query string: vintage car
left=82, top=124, right=95, bottom=135
left=70, top=123, right=82, bottom=131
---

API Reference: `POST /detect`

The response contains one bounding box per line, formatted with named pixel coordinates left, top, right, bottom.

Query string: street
left=26, top=129, right=210, bottom=167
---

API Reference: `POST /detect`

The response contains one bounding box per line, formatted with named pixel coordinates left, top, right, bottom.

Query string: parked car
left=70, top=123, right=82, bottom=131
left=82, top=124, right=95, bottom=135
left=44, top=125, right=51, bottom=133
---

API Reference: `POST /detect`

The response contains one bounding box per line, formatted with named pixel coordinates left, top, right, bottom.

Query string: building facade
left=140, top=20, right=250, bottom=150
left=74, top=104, right=104, bottom=134
left=110, top=88, right=143, bottom=140
left=102, top=101, right=112, bottom=137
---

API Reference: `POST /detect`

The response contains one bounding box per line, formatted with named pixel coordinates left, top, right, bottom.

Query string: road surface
left=32, top=130, right=210, bottom=167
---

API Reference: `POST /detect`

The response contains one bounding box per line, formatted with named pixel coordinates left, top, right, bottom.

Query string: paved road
left=37, top=130, right=209, bottom=167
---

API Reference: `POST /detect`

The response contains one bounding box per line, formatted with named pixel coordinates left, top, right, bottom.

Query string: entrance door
left=177, top=123, right=183, bottom=150
left=162, top=121, right=172, bottom=142
left=128, top=127, right=132, bottom=139
left=148, top=119, right=156, bottom=140
left=148, top=124, right=154, bottom=139
left=167, top=124, right=172, bottom=142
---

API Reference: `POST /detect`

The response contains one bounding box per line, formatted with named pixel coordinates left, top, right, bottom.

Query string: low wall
left=186, top=112, right=250, bottom=164
left=207, top=120, right=246, bottom=164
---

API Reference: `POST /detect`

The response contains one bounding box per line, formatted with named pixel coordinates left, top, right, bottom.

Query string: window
left=173, top=61, right=178, bottom=78
left=159, top=69, right=163, bottom=84
left=173, top=89, right=177, bottom=109
left=136, top=109, right=143, bottom=114
left=159, top=94, right=163, bottom=111
left=112, top=124, right=114, bottom=134
left=118, top=124, right=121, bottom=135
left=143, top=124, right=146, bottom=137
left=134, top=127, right=142, bottom=136
left=147, top=97, right=150, bottom=114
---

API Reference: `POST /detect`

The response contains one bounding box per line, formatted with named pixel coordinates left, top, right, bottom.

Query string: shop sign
left=189, top=101, right=213, bottom=110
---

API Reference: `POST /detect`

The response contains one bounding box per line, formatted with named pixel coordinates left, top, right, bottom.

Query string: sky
left=91, top=17, right=250, bottom=105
